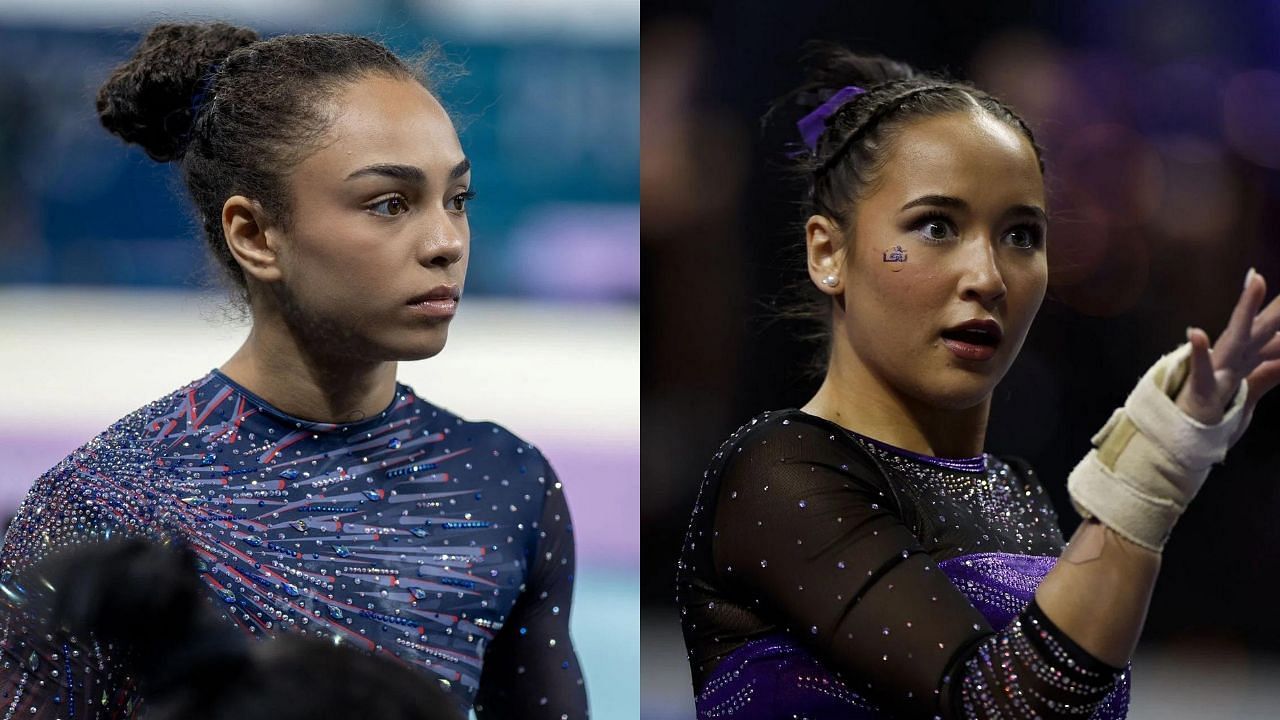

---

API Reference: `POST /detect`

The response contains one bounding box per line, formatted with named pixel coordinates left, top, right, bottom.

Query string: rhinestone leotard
left=677, top=409, right=1129, bottom=719
left=0, top=370, right=588, bottom=719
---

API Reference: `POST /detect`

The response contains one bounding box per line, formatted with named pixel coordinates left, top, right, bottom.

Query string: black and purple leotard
left=677, top=409, right=1129, bottom=719
left=0, top=369, right=588, bottom=719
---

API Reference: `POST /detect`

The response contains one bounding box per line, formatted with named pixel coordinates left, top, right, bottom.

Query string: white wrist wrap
left=1066, top=343, right=1250, bottom=551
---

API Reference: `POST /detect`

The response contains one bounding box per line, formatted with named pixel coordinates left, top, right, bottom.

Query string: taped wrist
left=1067, top=343, right=1249, bottom=551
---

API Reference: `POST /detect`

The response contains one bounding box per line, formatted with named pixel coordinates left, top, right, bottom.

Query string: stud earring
left=822, top=275, right=839, bottom=287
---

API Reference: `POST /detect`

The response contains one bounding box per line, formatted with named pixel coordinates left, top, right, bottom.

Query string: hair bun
left=793, top=41, right=919, bottom=111
left=28, top=537, right=253, bottom=699
left=38, top=538, right=203, bottom=658
left=96, top=22, right=259, bottom=162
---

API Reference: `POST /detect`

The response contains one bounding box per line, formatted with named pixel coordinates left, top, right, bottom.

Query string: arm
left=0, top=460, right=141, bottom=718
left=473, top=463, right=588, bottom=719
left=1034, top=519, right=1158, bottom=667
left=1045, top=269, right=1280, bottom=666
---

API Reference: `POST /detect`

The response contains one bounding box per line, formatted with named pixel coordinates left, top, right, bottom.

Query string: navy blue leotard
left=0, top=369, right=587, bottom=718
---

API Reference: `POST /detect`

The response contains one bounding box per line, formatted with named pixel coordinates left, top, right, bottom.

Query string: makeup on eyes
left=910, top=211, right=956, bottom=244
left=903, top=210, right=1045, bottom=249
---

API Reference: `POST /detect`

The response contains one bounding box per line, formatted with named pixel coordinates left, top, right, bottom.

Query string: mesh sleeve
left=954, top=599, right=1123, bottom=717
left=713, top=421, right=1123, bottom=718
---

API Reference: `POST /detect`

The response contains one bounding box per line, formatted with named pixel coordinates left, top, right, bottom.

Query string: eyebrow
left=901, top=194, right=1047, bottom=225
left=344, top=158, right=471, bottom=183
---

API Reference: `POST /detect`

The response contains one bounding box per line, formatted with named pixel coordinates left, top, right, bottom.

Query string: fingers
left=1245, top=357, right=1280, bottom=411
left=1249, top=286, right=1280, bottom=352
left=1260, top=330, right=1280, bottom=360
left=1214, top=269, right=1267, bottom=368
left=1186, top=326, right=1218, bottom=400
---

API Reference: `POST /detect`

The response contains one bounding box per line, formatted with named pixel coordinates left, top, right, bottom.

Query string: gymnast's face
left=811, top=110, right=1047, bottom=409
left=258, top=74, right=471, bottom=361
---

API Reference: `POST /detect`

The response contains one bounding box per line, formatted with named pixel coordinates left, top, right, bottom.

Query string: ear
left=222, top=195, right=283, bottom=283
left=805, top=214, right=848, bottom=295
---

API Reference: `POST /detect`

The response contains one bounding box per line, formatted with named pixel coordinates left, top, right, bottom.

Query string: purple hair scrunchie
left=797, top=85, right=866, bottom=152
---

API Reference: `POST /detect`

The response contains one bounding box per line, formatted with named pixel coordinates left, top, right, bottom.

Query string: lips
left=406, top=285, right=460, bottom=320
left=406, top=285, right=460, bottom=305
left=940, top=319, right=1003, bottom=348
left=940, top=319, right=1002, bottom=361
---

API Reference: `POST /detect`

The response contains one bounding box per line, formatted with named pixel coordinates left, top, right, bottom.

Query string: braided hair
left=786, top=41, right=1044, bottom=228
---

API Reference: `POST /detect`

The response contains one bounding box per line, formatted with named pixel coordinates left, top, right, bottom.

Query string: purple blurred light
left=509, top=203, right=640, bottom=300
left=1224, top=70, right=1280, bottom=169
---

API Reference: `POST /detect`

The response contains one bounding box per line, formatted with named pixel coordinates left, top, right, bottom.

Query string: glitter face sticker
left=882, top=245, right=907, bottom=271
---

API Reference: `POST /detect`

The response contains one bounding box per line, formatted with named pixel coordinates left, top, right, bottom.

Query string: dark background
left=642, top=0, right=1280, bottom=714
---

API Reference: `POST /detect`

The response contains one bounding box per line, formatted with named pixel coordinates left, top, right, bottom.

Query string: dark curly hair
left=20, top=537, right=463, bottom=719
left=96, top=23, right=433, bottom=310
left=772, top=41, right=1045, bottom=373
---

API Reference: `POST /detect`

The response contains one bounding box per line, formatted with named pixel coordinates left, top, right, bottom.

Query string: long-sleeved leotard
left=0, top=369, right=587, bottom=719
left=677, top=409, right=1129, bottom=719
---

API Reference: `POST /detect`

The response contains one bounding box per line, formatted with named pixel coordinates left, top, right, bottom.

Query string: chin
left=929, top=389, right=993, bottom=411
left=398, top=338, right=449, bottom=361
left=367, top=325, right=450, bottom=362
left=914, top=372, right=1004, bottom=411
left=415, top=327, right=453, bottom=359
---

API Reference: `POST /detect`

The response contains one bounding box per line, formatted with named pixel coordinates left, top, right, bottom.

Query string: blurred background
left=643, top=1, right=1280, bottom=718
left=0, top=0, right=638, bottom=717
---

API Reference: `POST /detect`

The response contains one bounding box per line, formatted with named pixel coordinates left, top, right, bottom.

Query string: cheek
left=280, top=241, right=391, bottom=325
left=291, top=220, right=393, bottom=284
left=847, top=250, right=944, bottom=341
left=1006, top=257, right=1048, bottom=322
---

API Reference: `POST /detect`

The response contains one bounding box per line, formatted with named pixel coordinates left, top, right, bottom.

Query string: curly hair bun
left=96, top=22, right=259, bottom=162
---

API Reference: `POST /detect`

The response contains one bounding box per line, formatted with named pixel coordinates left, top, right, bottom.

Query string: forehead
left=872, top=110, right=1044, bottom=208
left=305, top=74, right=463, bottom=176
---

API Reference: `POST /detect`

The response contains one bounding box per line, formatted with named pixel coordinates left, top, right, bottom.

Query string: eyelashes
left=910, top=212, right=1044, bottom=250
left=451, top=190, right=477, bottom=213
left=365, top=189, right=476, bottom=218
left=369, top=195, right=411, bottom=217
left=1004, top=224, right=1044, bottom=250
left=915, top=215, right=955, bottom=244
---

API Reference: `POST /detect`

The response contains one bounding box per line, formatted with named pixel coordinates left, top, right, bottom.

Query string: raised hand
left=1177, top=268, right=1280, bottom=426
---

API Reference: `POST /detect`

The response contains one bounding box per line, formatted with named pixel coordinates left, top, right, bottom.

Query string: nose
left=417, top=211, right=466, bottom=269
left=958, top=238, right=1007, bottom=308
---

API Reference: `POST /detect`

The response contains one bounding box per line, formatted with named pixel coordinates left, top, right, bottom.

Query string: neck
left=801, top=332, right=990, bottom=459
left=219, top=310, right=397, bottom=425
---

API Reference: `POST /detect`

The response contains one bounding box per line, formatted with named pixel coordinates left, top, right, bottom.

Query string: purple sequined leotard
left=0, top=369, right=588, bottom=719
left=677, top=409, right=1130, bottom=719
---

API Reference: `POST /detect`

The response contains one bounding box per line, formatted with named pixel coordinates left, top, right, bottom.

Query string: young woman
left=676, top=45, right=1280, bottom=719
left=0, top=23, right=586, bottom=719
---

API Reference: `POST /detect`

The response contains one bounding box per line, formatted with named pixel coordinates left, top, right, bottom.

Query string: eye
left=369, top=195, right=410, bottom=217
left=450, top=189, right=476, bottom=214
left=1005, top=224, right=1044, bottom=250
left=914, top=215, right=956, bottom=244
